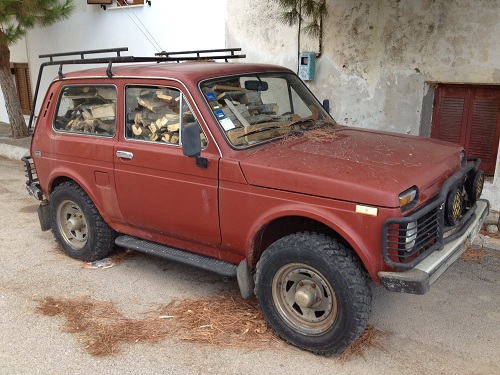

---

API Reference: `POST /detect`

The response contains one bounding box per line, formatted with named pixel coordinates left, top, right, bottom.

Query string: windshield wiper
left=237, top=126, right=280, bottom=138
left=287, top=118, right=315, bottom=129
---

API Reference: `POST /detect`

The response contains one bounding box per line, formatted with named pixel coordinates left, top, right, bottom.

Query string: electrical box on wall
left=298, top=51, right=316, bottom=81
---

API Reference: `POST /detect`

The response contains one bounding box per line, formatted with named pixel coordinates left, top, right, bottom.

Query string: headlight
left=398, top=220, right=418, bottom=262
left=403, top=221, right=418, bottom=251
left=460, top=150, right=466, bottom=166
left=399, top=187, right=419, bottom=211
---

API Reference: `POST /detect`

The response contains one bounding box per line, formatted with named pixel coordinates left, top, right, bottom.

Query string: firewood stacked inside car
left=54, top=86, right=117, bottom=135
left=130, top=89, right=181, bottom=144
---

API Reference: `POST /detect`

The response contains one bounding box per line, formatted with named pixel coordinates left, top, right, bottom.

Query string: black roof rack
left=39, top=47, right=129, bottom=61
left=155, top=48, right=243, bottom=60
left=28, top=47, right=245, bottom=132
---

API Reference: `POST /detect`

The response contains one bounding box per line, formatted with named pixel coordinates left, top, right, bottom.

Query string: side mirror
left=182, top=122, right=201, bottom=157
left=182, top=122, right=207, bottom=168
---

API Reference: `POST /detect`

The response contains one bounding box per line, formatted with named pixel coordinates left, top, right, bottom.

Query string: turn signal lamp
left=399, top=187, right=418, bottom=211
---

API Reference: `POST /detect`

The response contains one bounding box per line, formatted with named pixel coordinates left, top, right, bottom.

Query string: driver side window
left=125, top=85, right=208, bottom=148
left=125, top=86, right=181, bottom=144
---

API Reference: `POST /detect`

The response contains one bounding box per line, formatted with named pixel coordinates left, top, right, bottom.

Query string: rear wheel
left=255, top=232, right=372, bottom=355
left=50, top=181, right=116, bottom=261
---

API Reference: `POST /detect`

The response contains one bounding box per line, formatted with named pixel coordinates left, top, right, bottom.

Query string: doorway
left=431, top=84, right=500, bottom=176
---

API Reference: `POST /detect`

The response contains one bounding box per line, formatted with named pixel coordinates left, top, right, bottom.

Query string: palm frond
left=274, top=0, right=300, bottom=8
left=279, top=9, right=302, bottom=27
left=274, top=0, right=328, bottom=37
left=302, top=0, right=317, bottom=17
left=317, top=0, right=328, bottom=19
left=302, top=21, right=321, bottom=38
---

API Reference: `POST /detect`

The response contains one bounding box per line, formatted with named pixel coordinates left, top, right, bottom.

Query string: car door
left=113, top=83, right=220, bottom=250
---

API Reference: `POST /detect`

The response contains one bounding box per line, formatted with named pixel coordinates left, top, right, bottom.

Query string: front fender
left=251, top=203, right=383, bottom=280
left=219, top=183, right=387, bottom=282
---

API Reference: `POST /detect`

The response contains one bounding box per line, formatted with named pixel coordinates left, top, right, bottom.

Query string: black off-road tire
left=49, top=181, right=116, bottom=261
left=255, top=232, right=372, bottom=355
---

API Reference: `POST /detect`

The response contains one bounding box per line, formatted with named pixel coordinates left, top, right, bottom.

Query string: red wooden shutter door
left=431, top=86, right=469, bottom=145
left=432, top=85, right=500, bottom=175
left=467, top=88, right=500, bottom=175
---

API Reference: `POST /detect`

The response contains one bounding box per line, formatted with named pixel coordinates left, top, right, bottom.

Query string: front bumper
left=378, top=199, right=488, bottom=294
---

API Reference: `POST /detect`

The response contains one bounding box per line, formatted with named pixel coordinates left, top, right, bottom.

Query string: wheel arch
left=46, top=171, right=119, bottom=227
left=48, top=174, right=96, bottom=205
left=247, top=208, right=379, bottom=281
left=49, top=175, right=73, bottom=194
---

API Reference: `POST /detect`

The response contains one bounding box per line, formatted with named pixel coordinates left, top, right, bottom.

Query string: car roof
left=59, top=62, right=293, bottom=83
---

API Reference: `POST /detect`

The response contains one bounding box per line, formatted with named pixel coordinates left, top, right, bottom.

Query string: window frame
left=123, top=84, right=207, bottom=149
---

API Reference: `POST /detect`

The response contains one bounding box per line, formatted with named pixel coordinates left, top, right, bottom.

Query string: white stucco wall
left=22, top=0, right=226, bottom=116
left=1, top=0, right=227, bottom=123
left=8, top=37, right=28, bottom=63
left=0, top=80, right=8, bottom=122
left=226, top=0, right=500, bottom=208
left=0, top=37, right=28, bottom=123
left=0, top=92, right=5, bottom=122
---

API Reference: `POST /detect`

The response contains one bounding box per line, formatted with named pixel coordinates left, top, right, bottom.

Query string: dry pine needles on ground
left=154, top=294, right=277, bottom=349
left=36, top=293, right=279, bottom=356
left=480, top=227, right=500, bottom=239
left=36, top=292, right=384, bottom=359
left=461, top=247, right=500, bottom=263
left=337, top=325, right=386, bottom=362
left=36, top=296, right=169, bottom=356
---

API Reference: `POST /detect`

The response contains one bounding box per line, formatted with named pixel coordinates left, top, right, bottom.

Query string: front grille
left=382, top=159, right=481, bottom=270
left=383, top=199, right=443, bottom=269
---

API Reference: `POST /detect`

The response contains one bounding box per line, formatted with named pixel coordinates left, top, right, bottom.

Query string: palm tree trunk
left=0, top=43, right=28, bottom=138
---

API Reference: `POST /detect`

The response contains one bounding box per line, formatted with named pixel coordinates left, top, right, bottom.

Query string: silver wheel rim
left=272, top=263, right=337, bottom=335
left=56, top=199, right=88, bottom=250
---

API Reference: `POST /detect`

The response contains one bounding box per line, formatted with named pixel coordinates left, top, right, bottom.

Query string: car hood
left=238, top=127, right=462, bottom=207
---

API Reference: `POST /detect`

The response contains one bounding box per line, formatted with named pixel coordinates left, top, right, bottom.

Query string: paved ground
left=0, top=122, right=31, bottom=160
left=0, top=122, right=499, bottom=374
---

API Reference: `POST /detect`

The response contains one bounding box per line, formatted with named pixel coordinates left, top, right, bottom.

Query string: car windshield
left=200, top=72, right=336, bottom=148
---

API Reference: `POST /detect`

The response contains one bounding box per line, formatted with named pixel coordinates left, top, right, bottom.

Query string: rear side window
left=54, top=85, right=117, bottom=136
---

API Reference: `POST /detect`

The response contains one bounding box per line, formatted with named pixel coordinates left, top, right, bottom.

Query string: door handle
left=116, top=151, right=134, bottom=160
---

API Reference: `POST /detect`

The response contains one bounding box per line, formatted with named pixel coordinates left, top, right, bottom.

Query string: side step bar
left=115, top=235, right=237, bottom=278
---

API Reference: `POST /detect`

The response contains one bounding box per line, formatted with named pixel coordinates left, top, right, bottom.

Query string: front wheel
left=50, top=181, right=116, bottom=261
left=255, top=232, right=372, bottom=355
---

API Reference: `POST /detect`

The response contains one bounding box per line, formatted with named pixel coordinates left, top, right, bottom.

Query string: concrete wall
left=5, top=0, right=226, bottom=121
left=226, top=0, right=500, bottom=208
left=8, top=37, right=28, bottom=63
